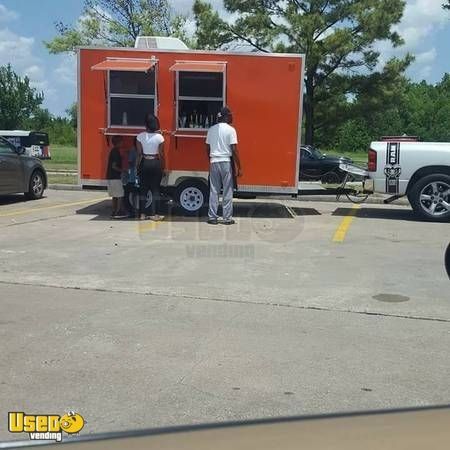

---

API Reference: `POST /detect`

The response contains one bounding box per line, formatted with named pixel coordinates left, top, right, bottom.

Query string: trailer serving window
left=91, top=58, right=157, bottom=128
left=170, top=61, right=226, bottom=131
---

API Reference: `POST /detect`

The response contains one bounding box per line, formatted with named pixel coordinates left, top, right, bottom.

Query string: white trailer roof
left=0, top=130, right=31, bottom=136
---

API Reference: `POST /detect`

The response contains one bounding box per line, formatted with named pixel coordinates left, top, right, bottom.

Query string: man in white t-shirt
left=205, top=106, right=242, bottom=225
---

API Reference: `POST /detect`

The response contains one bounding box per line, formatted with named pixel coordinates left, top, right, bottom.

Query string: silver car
left=0, top=136, right=47, bottom=199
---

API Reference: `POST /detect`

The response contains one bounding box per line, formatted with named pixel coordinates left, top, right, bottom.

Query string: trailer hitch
left=383, top=194, right=405, bottom=204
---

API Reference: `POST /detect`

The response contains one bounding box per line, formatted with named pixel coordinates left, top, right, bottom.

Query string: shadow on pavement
left=75, top=199, right=318, bottom=221
left=332, top=207, right=422, bottom=222
left=290, top=207, right=322, bottom=216
left=0, top=194, right=47, bottom=206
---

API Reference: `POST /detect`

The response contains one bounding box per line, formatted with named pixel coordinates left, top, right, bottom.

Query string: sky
left=0, top=0, right=449, bottom=117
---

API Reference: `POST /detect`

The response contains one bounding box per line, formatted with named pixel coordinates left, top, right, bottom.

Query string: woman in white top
left=136, top=114, right=165, bottom=221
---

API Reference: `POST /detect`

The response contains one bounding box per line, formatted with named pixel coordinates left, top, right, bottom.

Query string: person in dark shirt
left=106, top=135, right=125, bottom=218
left=123, top=137, right=139, bottom=218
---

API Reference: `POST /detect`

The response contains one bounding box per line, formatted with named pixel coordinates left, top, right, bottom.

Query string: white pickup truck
left=361, top=137, right=450, bottom=221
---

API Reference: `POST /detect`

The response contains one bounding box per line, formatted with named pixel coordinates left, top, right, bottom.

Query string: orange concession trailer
left=77, top=43, right=304, bottom=214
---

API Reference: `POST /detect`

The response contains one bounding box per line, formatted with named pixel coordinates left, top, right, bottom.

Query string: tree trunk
left=304, top=74, right=314, bottom=145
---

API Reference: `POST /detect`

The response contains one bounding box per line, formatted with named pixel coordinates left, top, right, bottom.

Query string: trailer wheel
left=175, top=180, right=208, bottom=216
left=409, top=173, right=450, bottom=222
left=123, top=185, right=141, bottom=215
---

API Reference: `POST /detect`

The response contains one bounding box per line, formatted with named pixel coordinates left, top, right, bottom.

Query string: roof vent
left=134, top=36, right=189, bottom=50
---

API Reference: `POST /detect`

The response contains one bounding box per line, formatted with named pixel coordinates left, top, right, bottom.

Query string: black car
left=0, top=136, right=47, bottom=199
left=299, top=145, right=353, bottom=183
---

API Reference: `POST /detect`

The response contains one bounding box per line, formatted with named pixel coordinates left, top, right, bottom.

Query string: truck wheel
left=25, top=170, right=45, bottom=200
left=175, top=180, right=208, bottom=216
left=409, top=174, right=450, bottom=222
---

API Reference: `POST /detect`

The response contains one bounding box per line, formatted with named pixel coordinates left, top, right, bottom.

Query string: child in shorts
left=106, top=135, right=126, bottom=218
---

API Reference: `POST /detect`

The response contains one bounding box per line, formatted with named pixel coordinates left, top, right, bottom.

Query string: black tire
left=123, top=184, right=140, bottom=215
left=175, top=180, right=209, bottom=216
left=25, top=170, right=45, bottom=200
left=408, top=173, right=450, bottom=222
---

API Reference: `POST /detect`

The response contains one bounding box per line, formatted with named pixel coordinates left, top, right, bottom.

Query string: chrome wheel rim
left=180, top=187, right=204, bottom=211
left=144, top=190, right=153, bottom=209
left=419, top=181, right=450, bottom=217
left=32, top=174, right=43, bottom=196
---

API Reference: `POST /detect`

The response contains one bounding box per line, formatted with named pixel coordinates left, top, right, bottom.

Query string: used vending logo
left=8, top=411, right=84, bottom=442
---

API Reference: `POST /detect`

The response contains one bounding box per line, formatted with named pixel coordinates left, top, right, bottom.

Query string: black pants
left=139, top=158, right=162, bottom=215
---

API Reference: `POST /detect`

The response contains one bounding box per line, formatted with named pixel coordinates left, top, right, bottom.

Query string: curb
left=293, top=195, right=410, bottom=206
left=48, top=184, right=83, bottom=191
left=46, top=171, right=77, bottom=176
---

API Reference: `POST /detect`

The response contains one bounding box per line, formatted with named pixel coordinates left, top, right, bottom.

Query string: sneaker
left=222, top=219, right=235, bottom=225
left=149, top=215, right=164, bottom=222
left=207, top=218, right=219, bottom=225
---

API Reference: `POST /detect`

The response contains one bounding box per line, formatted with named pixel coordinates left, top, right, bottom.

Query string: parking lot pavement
left=1, top=282, right=449, bottom=441
left=1, top=190, right=448, bottom=320
left=0, top=190, right=449, bottom=441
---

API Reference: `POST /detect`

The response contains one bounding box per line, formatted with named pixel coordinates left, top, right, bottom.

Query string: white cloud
left=23, top=65, right=42, bottom=79
left=54, top=54, right=77, bottom=86
left=397, top=0, right=447, bottom=51
left=0, top=3, right=19, bottom=22
left=414, top=47, right=437, bottom=80
left=374, top=0, right=446, bottom=81
left=0, top=28, right=37, bottom=68
left=0, top=15, right=53, bottom=104
left=415, top=47, right=437, bottom=65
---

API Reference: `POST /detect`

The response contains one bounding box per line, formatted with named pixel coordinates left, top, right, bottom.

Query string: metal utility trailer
left=77, top=40, right=305, bottom=215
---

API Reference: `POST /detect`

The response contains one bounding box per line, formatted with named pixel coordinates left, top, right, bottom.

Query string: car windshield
left=307, top=146, right=325, bottom=159
left=310, top=147, right=324, bottom=159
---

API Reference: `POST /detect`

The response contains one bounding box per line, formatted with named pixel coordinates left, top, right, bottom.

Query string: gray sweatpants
left=208, top=161, right=233, bottom=220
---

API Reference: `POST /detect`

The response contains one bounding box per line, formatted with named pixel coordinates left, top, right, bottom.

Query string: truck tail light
left=368, top=149, right=377, bottom=172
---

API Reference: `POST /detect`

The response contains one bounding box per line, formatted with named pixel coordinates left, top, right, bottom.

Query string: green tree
left=0, top=64, right=44, bottom=129
left=66, top=103, right=78, bottom=129
left=23, top=108, right=53, bottom=131
left=46, top=117, right=77, bottom=146
left=192, top=0, right=410, bottom=145
left=401, top=75, right=450, bottom=142
left=45, top=0, right=187, bottom=53
left=332, top=73, right=450, bottom=151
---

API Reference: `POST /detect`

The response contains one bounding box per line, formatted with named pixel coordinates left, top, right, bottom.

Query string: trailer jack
left=383, top=194, right=405, bottom=204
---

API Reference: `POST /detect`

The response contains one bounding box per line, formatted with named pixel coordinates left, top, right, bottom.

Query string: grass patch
left=326, top=150, right=368, bottom=165
left=43, top=145, right=77, bottom=172
left=47, top=174, right=78, bottom=185
left=42, top=145, right=367, bottom=173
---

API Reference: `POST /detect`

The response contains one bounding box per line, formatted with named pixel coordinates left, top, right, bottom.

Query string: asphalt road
left=0, top=190, right=449, bottom=443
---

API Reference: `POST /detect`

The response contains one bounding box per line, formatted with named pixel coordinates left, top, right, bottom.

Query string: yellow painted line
left=332, top=204, right=361, bottom=243
left=0, top=197, right=108, bottom=218
left=137, top=220, right=165, bottom=233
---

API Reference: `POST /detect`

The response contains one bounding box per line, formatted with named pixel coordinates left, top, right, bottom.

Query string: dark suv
left=0, top=136, right=47, bottom=199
